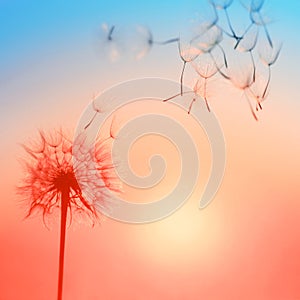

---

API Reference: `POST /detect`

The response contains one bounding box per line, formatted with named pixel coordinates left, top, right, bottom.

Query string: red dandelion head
left=18, top=129, right=120, bottom=226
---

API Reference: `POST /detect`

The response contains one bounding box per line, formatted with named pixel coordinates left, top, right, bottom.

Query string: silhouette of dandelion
left=18, top=129, right=120, bottom=300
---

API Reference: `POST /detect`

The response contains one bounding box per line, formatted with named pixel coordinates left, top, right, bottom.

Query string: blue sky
left=1, top=0, right=298, bottom=68
left=0, top=0, right=299, bottom=111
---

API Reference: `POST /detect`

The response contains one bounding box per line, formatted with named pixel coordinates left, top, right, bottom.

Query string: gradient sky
left=1, top=1, right=300, bottom=299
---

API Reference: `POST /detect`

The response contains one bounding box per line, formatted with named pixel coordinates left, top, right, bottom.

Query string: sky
left=1, top=0, right=300, bottom=299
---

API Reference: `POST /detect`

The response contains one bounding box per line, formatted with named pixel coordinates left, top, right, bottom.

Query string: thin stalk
left=188, top=98, right=196, bottom=114
left=259, top=13, right=273, bottom=48
left=203, top=78, right=211, bottom=112
left=57, top=187, right=69, bottom=300
left=108, top=25, right=115, bottom=41
left=262, top=66, right=271, bottom=99
left=244, top=92, right=258, bottom=121
left=180, top=61, right=187, bottom=96
left=250, top=51, right=256, bottom=82
left=225, top=8, right=236, bottom=39
left=84, top=111, right=97, bottom=130
left=217, top=44, right=228, bottom=68
left=153, top=38, right=179, bottom=45
left=234, top=22, right=253, bottom=49
left=163, top=90, right=193, bottom=102
left=209, top=52, right=230, bottom=80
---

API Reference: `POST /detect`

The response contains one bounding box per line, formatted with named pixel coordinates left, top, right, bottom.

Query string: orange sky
left=1, top=87, right=300, bottom=299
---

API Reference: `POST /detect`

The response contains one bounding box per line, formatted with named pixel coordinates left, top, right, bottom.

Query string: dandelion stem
left=57, top=187, right=69, bottom=300
left=180, top=61, right=187, bottom=96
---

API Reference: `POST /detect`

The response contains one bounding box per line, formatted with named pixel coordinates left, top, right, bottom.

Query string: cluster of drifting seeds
left=99, top=0, right=281, bottom=120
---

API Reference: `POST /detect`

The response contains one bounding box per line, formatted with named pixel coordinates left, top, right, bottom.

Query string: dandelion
left=18, top=129, right=120, bottom=300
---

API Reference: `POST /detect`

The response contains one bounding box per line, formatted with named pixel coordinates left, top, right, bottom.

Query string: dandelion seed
left=84, top=92, right=102, bottom=130
left=209, top=0, right=244, bottom=47
left=250, top=12, right=273, bottom=48
left=97, top=23, right=122, bottom=62
left=247, top=74, right=269, bottom=110
left=131, top=25, right=179, bottom=60
left=259, top=42, right=282, bottom=98
left=229, top=67, right=259, bottom=120
left=18, top=130, right=120, bottom=300
left=192, top=55, right=219, bottom=111
left=188, top=78, right=210, bottom=113
left=194, top=25, right=228, bottom=68
left=162, top=82, right=203, bottom=114
left=240, top=0, right=274, bottom=48
left=236, top=26, right=259, bottom=82
left=178, top=39, right=201, bottom=96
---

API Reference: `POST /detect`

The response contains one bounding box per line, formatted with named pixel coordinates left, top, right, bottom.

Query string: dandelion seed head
left=18, top=130, right=120, bottom=226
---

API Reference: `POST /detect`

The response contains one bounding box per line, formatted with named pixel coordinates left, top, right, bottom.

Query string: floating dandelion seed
left=18, top=129, right=120, bottom=300
left=236, top=26, right=259, bottom=82
left=228, top=66, right=259, bottom=120
left=209, top=0, right=243, bottom=47
left=193, top=25, right=228, bottom=68
left=246, top=73, right=269, bottom=110
left=259, top=42, right=282, bottom=98
left=192, top=55, right=220, bottom=112
left=131, top=25, right=179, bottom=60
left=178, top=39, right=201, bottom=96
left=241, top=0, right=274, bottom=48
left=97, top=23, right=122, bottom=62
